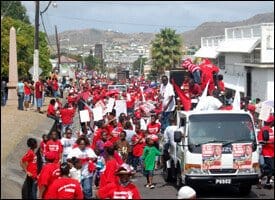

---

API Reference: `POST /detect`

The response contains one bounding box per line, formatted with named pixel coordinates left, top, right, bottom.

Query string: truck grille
left=209, top=169, right=237, bottom=174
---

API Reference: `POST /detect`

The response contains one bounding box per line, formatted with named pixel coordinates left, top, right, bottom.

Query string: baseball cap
left=115, top=163, right=136, bottom=176
left=265, top=115, right=274, bottom=123
left=177, top=186, right=196, bottom=199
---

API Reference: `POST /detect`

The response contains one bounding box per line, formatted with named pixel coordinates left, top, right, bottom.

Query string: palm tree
left=151, top=28, right=183, bottom=75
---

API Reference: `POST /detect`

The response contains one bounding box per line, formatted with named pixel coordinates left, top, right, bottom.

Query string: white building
left=195, top=23, right=274, bottom=100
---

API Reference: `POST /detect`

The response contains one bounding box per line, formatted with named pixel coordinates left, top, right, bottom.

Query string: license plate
left=215, top=178, right=231, bottom=184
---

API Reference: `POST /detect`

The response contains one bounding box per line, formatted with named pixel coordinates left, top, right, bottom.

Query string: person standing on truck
left=159, top=75, right=176, bottom=133
left=257, top=115, right=274, bottom=189
left=181, top=58, right=201, bottom=85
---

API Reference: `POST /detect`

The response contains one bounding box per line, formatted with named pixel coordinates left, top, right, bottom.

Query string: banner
left=92, top=107, right=103, bottom=121
left=80, top=110, right=90, bottom=123
left=115, top=100, right=127, bottom=118
left=232, top=143, right=252, bottom=169
left=202, top=143, right=222, bottom=169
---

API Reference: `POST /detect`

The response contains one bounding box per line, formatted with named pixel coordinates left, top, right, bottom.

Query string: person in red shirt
left=35, top=77, right=44, bottom=113
left=181, top=75, right=190, bottom=96
left=96, top=163, right=141, bottom=199
left=132, top=122, right=146, bottom=171
left=147, top=114, right=161, bottom=169
left=37, top=151, right=61, bottom=199
left=60, top=103, right=75, bottom=134
left=52, top=78, right=59, bottom=98
left=188, top=79, right=202, bottom=99
left=45, top=162, right=83, bottom=199
left=99, top=142, right=120, bottom=189
left=23, top=79, right=32, bottom=111
left=47, top=99, right=58, bottom=120
left=46, top=130, right=63, bottom=163
left=147, top=114, right=161, bottom=141
left=39, top=134, right=49, bottom=168
left=20, top=138, right=38, bottom=199
left=257, top=115, right=274, bottom=189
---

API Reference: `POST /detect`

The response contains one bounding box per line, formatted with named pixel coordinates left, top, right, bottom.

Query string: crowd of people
left=17, top=58, right=274, bottom=199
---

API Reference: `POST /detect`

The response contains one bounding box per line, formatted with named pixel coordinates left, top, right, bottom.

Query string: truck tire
left=239, top=184, right=252, bottom=196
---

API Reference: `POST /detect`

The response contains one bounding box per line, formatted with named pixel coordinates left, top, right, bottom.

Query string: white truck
left=162, top=110, right=260, bottom=195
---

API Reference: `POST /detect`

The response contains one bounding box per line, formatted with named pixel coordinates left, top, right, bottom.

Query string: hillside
left=49, top=12, right=274, bottom=47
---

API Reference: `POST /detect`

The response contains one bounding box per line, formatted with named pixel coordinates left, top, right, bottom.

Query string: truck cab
left=162, top=110, right=260, bottom=195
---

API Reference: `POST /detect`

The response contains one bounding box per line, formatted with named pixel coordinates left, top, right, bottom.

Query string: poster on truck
left=202, top=143, right=222, bottom=169
left=232, top=143, right=252, bottom=169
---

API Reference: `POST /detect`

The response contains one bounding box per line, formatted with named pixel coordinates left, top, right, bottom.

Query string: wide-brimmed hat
left=115, top=163, right=136, bottom=176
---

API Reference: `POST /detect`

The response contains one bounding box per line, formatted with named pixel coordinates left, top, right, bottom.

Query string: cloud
left=22, top=1, right=273, bottom=34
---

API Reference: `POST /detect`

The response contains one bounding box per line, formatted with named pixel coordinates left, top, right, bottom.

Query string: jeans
left=193, top=70, right=201, bottom=84
left=22, top=176, right=37, bottom=199
left=81, top=176, right=93, bottom=199
left=18, top=92, right=24, bottom=110
left=161, top=111, right=173, bottom=133
left=132, top=156, right=143, bottom=172
left=1, top=90, right=6, bottom=106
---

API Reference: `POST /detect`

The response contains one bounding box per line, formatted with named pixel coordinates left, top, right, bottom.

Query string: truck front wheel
left=239, top=184, right=252, bottom=196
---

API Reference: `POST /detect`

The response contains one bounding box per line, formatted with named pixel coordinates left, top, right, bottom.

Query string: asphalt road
left=132, top=169, right=274, bottom=199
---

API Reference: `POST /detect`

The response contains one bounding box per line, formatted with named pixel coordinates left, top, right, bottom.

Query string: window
left=218, top=55, right=225, bottom=69
left=227, top=29, right=233, bottom=39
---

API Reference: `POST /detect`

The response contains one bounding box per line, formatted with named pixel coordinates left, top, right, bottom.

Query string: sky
left=21, top=1, right=274, bottom=35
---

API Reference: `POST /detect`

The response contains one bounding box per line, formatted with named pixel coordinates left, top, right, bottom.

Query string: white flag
left=232, top=88, right=241, bottom=111
left=195, top=80, right=210, bottom=111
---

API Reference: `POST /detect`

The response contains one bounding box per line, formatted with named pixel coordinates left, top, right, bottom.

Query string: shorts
left=36, top=98, right=43, bottom=108
left=143, top=170, right=154, bottom=176
left=24, top=94, right=30, bottom=102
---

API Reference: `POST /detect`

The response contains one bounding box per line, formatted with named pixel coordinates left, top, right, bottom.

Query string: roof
left=177, top=109, right=249, bottom=117
left=235, top=63, right=274, bottom=68
left=60, top=55, right=78, bottom=63
left=216, top=38, right=260, bottom=53
left=194, top=47, right=219, bottom=59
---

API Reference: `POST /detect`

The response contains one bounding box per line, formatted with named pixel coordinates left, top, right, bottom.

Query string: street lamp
left=139, top=54, right=143, bottom=76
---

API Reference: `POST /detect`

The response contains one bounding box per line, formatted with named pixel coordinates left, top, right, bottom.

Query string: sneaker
left=150, top=184, right=155, bottom=189
left=263, top=183, right=272, bottom=190
left=144, top=184, right=150, bottom=188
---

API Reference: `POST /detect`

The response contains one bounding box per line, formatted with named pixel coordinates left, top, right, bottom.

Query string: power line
left=40, top=1, right=52, bottom=14
left=40, top=12, right=55, bottom=51
left=46, top=14, right=198, bottom=29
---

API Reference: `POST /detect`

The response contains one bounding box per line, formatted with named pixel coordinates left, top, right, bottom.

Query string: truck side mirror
left=174, top=131, right=182, bottom=143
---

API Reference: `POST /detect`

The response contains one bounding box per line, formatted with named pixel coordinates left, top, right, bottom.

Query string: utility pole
left=55, top=25, right=61, bottom=73
left=33, top=1, right=40, bottom=82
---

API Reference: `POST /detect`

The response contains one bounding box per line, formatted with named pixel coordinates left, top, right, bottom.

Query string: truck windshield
left=188, top=114, right=256, bottom=153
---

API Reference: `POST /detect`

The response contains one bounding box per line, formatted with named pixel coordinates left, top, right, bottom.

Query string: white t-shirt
left=67, top=147, right=97, bottom=178
left=199, top=96, right=223, bottom=111
left=61, top=137, right=76, bottom=155
left=163, top=125, right=178, bottom=163
left=160, top=83, right=175, bottom=112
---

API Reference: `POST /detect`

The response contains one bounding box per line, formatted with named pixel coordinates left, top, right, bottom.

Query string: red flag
left=171, top=79, right=191, bottom=111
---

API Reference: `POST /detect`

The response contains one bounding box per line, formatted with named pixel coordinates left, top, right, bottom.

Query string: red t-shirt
left=45, top=177, right=83, bottom=199
left=132, top=133, right=146, bottom=157
left=21, top=149, right=37, bottom=179
left=147, top=122, right=161, bottom=135
left=35, top=81, right=43, bottom=98
left=98, top=182, right=141, bottom=199
left=60, top=108, right=75, bottom=125
left=47, top=104, right=56, bottom=116
left=99, top=158, right=119, bottom=189
left=46, top=140, right=63, bottom=163
left=40, top=141, right=47, bottom=157
left=258, top=126, right=274, bottom=157
left=24, top=84, right=31, bottom=95
left=38, top=163, right=61, bottom=198
left=189, top=84, right=202, bottom=98
left=52, top=80, right=59, bottom=91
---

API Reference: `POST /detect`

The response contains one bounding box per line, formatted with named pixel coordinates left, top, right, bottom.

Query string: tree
left=1, top=17, right=51, bottom=78
left=151, top=28, right=183, bottom=75
left=84, top=55, right=101, bottom=71
left=1, top=1, right=30, bottom=24
left=132, top=56, right=148, bottom=75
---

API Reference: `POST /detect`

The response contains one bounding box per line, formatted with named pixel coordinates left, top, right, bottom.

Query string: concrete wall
left=251, top=68, right=274, bottom=100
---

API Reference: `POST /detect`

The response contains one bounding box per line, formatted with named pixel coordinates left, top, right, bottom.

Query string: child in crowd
left=142, top=137, right=161, bottom=189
